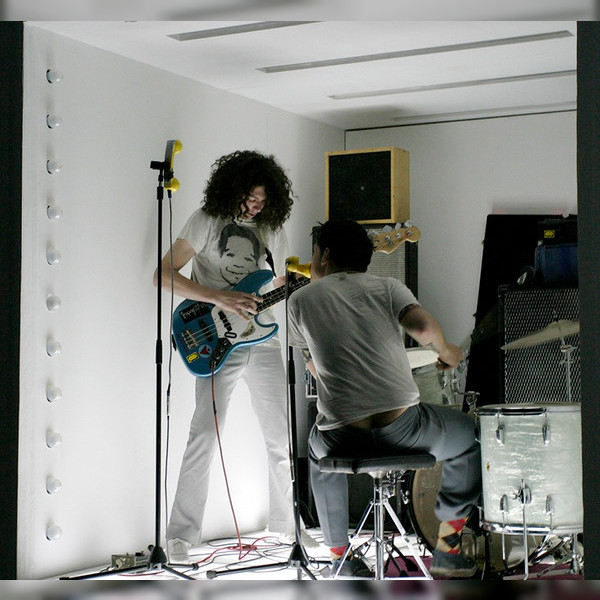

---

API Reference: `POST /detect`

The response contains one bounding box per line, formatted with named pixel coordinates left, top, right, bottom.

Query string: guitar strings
left=179, top=277, right=308, bottom=347
left=180, top=283, right=294, bottom=345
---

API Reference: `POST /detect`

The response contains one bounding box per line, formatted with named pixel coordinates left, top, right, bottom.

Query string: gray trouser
left=308, top=402, right=482, bottom=548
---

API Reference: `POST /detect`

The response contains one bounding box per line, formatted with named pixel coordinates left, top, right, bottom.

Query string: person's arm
left=300, top=347, right=317, bottom=379
left=399, top=304, right=463, bottom=369
left=152, top=237, right=262, bottom=319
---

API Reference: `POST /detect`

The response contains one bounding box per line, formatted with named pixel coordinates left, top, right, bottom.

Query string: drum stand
left=560, top=340, right=576, bottom=403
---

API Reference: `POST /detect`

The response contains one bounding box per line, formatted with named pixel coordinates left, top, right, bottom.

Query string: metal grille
left=367, top=242, right=407, bottom=281
left=500, top=286, right=580, bottom=404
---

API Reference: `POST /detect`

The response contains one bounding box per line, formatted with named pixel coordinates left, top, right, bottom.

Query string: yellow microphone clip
left=164, top=139, right=182, bottom=192
left=286, top=256, right=311, bottom=278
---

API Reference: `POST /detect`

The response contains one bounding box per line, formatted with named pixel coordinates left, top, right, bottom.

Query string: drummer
left=287, top=219, right=482, bottom=579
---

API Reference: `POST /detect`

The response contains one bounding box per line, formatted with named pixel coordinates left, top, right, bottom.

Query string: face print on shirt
left=217, top=222, right=261, bottom=286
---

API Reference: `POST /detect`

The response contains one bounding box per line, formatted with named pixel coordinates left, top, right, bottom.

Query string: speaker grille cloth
left=367, top=243, right=407, bottom=281
left=501, top=287, right=580, bottom=404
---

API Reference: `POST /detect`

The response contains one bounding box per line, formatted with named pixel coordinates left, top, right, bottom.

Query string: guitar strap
left=264, top=246, right=277, bottom=277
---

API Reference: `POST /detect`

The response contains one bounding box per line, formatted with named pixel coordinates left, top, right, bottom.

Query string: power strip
left=111, top=551, right=148, bottom=569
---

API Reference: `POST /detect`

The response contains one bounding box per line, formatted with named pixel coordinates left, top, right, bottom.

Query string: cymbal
left=501, top=319, right=580, bottom=350
left=407, top=348, right=439, bottom=369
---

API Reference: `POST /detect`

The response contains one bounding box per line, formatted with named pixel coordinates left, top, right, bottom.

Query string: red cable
left=211, top=366, right=245, bottom=559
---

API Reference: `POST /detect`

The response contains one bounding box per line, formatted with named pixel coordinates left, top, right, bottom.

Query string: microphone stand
left=61, top=150, right=195, bottom=580
left=206, top=267, right=317, bottom=580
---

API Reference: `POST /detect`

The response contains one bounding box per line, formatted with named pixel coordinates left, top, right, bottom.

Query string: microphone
left=286, top=256, right=311, bottom=278
left=164, top=140, right=182, bottom=192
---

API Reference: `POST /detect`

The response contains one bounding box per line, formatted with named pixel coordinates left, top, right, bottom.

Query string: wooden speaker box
left=326, top=147, right=410, bottom=225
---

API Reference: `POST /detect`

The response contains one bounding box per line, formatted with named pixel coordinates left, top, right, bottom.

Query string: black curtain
left=0, top=21, right=23, bottom=581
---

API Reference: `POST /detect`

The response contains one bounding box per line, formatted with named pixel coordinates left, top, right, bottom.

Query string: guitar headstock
left=369, top=226, right=421, bottom=254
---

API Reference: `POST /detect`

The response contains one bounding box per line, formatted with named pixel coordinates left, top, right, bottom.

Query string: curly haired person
left=154, top=150, right=313, bottom=563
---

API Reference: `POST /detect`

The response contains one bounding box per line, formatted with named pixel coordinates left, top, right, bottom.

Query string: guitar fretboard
left=257, top=276, right=310, bottom=312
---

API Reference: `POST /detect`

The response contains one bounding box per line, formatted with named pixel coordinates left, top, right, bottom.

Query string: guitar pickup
left=182, top=329, right=196, bottom=350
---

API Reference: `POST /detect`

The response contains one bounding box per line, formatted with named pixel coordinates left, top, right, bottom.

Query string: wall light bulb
left=46, top=385, right=62, bottom=403
left=46, top=160, right=62, bottom=175
left=46, top=430, right=63, bottom=448
left=46, top=69, right=63, bottom=84
left=46, top=338, right=62, bottom=356
left=46, top=247, right=62, bottom=265
left=46, top=525, right=62, bottom=541
left=46, top=476, right=62, bottom=494
left=46, top=295, right=61, bottom=311
left=46, top=205, right=63, bottom=220
left=46, top=114, right=63, bottom=129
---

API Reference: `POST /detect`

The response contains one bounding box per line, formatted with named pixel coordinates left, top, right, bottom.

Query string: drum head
left=406, top=463, right=544, bottom=574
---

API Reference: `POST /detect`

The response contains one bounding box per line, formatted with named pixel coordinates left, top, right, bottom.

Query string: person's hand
left=213, top=289, right=263, bottom=320
left=436, top=343, right=463, bottom=370
left=272, top=275, right=286, bottom=288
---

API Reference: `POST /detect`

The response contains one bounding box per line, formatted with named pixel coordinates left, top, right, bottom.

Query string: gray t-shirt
left=288, top=272, right=420, bottom=430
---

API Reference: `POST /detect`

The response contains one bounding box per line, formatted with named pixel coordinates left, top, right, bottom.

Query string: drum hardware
left=560, top=343, right=576, bottom=404
left=498, top=491, right=535, bottom=578
left=545, top=496, right=554, bottom=532
left=496, top=422, right=505, bottom=445
left=542, top=418, right=551, bottom=445
left=501, top=319, right=580, bottom=404
left=456, top=390, right=480, bottom=414
left=498, top=481, right=557, bottom=579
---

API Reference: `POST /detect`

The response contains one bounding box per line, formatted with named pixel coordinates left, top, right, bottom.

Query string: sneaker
left=322, top=555, right=373, bottom=578
left=430, top=549, right=478, bottom=578
left=279, top=529, right=321, bottom=549
left=167, top=538, right=192, bottom=564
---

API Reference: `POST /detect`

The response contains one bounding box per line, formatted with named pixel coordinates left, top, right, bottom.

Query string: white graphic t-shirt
left=178, top=208, right=289, bottom=343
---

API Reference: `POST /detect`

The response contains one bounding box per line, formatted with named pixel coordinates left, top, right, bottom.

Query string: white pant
left=167, top=343, right=295, bottom=545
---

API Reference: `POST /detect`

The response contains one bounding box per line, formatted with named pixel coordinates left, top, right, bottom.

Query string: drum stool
left=319, top=453, right=436, bottom=579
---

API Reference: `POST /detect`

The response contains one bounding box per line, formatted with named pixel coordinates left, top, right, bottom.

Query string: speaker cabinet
left=326, top=147, right=410, bottom=225
left=500, top=285, right=580, bottom=404
left=366, top=232, right=418, bottom=298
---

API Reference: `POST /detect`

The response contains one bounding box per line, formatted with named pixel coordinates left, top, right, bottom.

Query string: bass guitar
left=172, top=270, right=309, bottom=377
left=173, top=225, right=420, bottom=377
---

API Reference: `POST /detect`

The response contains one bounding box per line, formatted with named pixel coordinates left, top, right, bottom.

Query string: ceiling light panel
left=330, top=70, right=577, bottom=100
left=168, top=21, right=316, bottom=41
left=258, top=30, right=573, bottom=73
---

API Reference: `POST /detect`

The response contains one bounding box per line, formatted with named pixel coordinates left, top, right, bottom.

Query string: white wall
left=20, top=25, right=342, bottom=579
left=347, top=113, right=577, bottom=351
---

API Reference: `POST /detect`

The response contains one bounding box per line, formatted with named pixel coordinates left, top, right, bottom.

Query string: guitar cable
left=210, top=365, right=246, bottom=558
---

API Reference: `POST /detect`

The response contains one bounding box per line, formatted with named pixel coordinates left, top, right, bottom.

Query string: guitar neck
left=258, top=276, right=310, bottom=312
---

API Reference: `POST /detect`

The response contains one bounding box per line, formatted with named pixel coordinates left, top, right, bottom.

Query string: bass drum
left=405, top=462, right=545, bottom=575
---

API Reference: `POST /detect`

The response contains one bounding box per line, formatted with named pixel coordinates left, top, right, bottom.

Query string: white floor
left=55, top=527, right=433, bottom=581
left=54, top=526, right=582, bottom=581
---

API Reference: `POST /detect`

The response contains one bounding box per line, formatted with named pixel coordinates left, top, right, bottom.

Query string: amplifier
left=326, top=147, right=410, bottom=225
left=499, top=285, right=580, bottom=404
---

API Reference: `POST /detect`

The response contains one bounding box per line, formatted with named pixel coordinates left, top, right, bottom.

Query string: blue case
left=535, top=242, right=578, bottom=285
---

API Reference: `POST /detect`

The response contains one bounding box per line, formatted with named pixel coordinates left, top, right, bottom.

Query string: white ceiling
left=29, top=21, right=578, bottom=131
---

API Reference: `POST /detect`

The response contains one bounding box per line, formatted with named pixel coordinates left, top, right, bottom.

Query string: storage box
left=535, top=242, right=578, bottom=285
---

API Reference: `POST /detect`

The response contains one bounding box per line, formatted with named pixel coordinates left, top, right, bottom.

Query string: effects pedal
left=111, top=551, right=148, bottom=569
